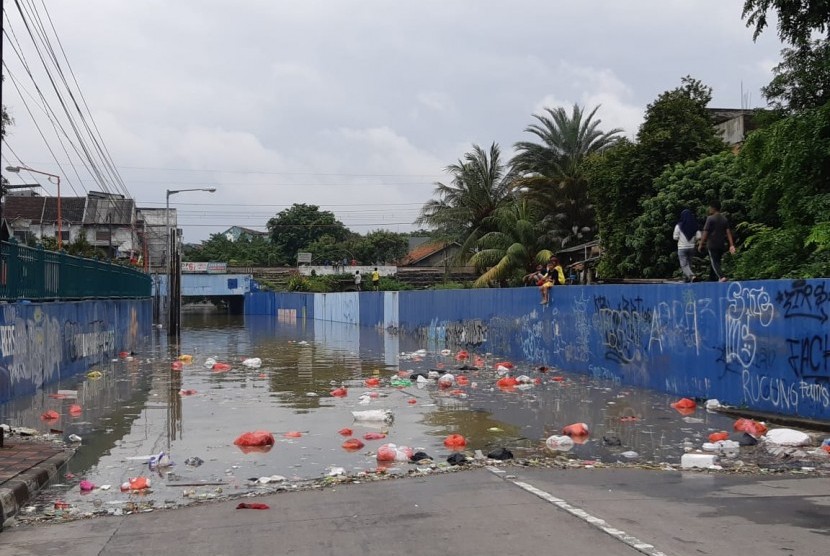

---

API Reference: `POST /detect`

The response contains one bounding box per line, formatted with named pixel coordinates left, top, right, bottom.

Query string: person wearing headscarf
left=673, top=208, right=701, bottom=282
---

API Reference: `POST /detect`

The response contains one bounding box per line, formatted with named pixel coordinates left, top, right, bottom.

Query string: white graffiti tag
left=725, top=283, right=774, bottom=369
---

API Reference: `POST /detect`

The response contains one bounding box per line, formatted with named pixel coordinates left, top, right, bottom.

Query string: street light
left=165, top=187, right=216, bottom=338
left=5, top=166, right=63, bottom=249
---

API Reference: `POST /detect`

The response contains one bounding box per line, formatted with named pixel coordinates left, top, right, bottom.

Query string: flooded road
left=1, top=313, right=766, bottom=517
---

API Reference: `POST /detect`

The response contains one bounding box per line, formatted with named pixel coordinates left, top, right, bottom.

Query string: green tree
left=763, top=39, right=830, bottom=113
left=469, top=201, right=552, bottom=287
left=587, top=77, right=725, bottom=278
left=629, top=153, right=748, bottom=278
left=742, top=0, right=830, bottom=45
left=351, top=230, right=408, bottom=264
left=267, top=204, right=349, bottom=264
left=513, top=104, right=622, bottom=247
left=416, top=143, right=513, bottom=261
left=731, top=100, right=830, bottom=279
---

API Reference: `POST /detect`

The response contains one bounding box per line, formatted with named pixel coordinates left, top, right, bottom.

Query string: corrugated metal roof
left=84, top=196, right=135, bottom=225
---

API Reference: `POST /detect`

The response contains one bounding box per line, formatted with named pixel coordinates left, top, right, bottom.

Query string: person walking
left=673, top=208, right=701, bottom=282
left=371, top=268, right=380, bottom=291
left=698, top=201, right=736, bottom=282
left=354, top=270, right=362, bottom=291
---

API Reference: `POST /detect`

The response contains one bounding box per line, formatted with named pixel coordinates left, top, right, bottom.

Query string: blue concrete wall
left=154, top=274, right=255, bottom=297
left=0, top=299, right=152, bottom=403
left=245, top=280, right=830, bottom=421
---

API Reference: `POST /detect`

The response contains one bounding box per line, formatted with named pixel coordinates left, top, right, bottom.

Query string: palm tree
left=469, top=200, right=553, bottom=287
left=416, top=143, right=514, bottom=259
left=513, top=104, right=622, bottom=247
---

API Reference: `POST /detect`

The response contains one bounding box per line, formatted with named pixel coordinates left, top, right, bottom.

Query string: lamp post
left=5, top=166, right=62, bottom=249
left=165, top=187, right=216, bottom=338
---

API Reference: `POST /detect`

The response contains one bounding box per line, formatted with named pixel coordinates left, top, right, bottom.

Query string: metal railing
left=0, top=241, right=151, bottom=301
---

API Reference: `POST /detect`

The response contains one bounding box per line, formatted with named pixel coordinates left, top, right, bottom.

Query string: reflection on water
left=1, top=313, right=741, bottom=513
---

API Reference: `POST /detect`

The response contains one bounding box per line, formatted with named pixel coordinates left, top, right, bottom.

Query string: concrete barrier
left=244, top=279, right=830, bottom=422
left=0, top=299, right=152, bottom=403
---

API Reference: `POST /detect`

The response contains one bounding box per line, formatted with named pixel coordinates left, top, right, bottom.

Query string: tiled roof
left=398, top=241, right=449, bottom=266
left=3, top=196, right=87, bottom=224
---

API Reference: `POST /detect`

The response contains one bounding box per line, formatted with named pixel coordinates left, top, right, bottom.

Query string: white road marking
left=486, top=466, right=669, bottom=556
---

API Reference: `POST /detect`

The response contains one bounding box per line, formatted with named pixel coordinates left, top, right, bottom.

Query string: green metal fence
left=0, top=241, right=151, bottom=301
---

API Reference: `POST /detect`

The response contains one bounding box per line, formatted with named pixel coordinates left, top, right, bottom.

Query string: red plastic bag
left=376, top=443, right=413, bottom=462
left=41, top=410, right=60, bottom=421
left=338, top=428, right=353, bottom=436
left=494, top=361, right=514, bottom=370
left=234, top=431, right=275, bottom=447
left=733, top=418, right=768, bottom=437
left=455, top=350, right=469, bottom=361
left=171, top=361, right=183, bottom=371
left=212, top=362, right=232, bottom=372
left=562, top=423, right=590, bottom=437
left=330, top=387, right=348, bottom=397
left=342, top=438, right=365, bottom=451
left=456, top=376, right=470, bottom=386
left=69, top=404, right=83, bottom=416
left=284, top=431, right=303, bottom=438
left=496, top=376, right=518, bottom=389
left=708, top=431, right=730, bottom=442
left=443, top=434, right=467, bottom=449
left=237, top=502, right=270, bottom=510
left=671, top=398, right=696, bottom=409
left=363, top=432, right=387, bottom=440
left=179, top=389, right=197, bottom=396
left=364, top=377, right=380, bottom=387
left=407, top=398, right=417, bottom=405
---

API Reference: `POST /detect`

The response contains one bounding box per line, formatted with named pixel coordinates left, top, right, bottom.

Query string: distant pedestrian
left=354, top=270, right=362, bottom=291
left=371, top=267, right=380, bottom=291
left=698, top=201, right=736, bottom=282
left=673, top=208, right=701, bottom=282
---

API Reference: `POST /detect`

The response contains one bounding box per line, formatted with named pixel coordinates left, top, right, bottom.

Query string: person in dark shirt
left=698, top=201, right=736, bottom=282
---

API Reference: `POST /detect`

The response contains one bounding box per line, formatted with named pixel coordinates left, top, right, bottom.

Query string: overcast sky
left=2, top=0, right=784, bottom=243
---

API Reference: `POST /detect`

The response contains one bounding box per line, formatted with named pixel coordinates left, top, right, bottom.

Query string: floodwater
left=2, top=313, right=747, bottom=515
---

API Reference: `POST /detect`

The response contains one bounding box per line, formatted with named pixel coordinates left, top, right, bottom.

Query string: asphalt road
left=0, top=467, right=827, bottom=556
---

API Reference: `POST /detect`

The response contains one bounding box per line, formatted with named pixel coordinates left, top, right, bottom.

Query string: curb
left=0, top=448, right=74, bottom=531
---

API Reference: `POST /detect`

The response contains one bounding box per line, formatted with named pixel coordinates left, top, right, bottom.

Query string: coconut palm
left=469, top=200, right=553, bottom=287
left=416, top=143, right=514, bottom=260
left=513, top=104, right=622, bottom=247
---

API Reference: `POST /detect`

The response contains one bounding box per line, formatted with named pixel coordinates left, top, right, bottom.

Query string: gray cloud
left=2, top=0, right=784, bottom=241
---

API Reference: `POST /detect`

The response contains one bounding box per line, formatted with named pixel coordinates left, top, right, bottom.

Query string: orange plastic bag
left=121, top=476, right=150, bottom=491
left=562, top=423, right=590, bottom=437
left=671, top=398, right=696, bottom=409
left=233, top=431, right=275, bottom=447
left=364, top=378, right=380, bottom=387
left=342, top=438, right=365, bottom=451
left=443, top=434, right=467, bottom=448
left=330, top=387, right=348, bottom=397
left=733, top=418, right=768, bottom=437
left=709, top=431, right=730, bottom=442
left=284, top=431, right=303, bottom=438
left=338, top=428, right=353, bottom=436
left=41, top=410, right=59, bottom=421
left=496, top=376, right=518, bottom=388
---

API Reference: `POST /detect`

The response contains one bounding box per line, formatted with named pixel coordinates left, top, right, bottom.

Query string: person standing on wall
left=673, top=208, right=701, bottom=282
left=698, top=200, right=736, bottom=282
left=354, top=270, right=362, bottom=291
left=371, top=267, right=380, bottom=291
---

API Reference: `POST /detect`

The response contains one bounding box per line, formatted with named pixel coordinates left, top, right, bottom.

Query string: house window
left=13, top=231, right=28, bottom=242
left=95, top=230, right=110, bottom=242
left=56, top=230, right=69, bottom=242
